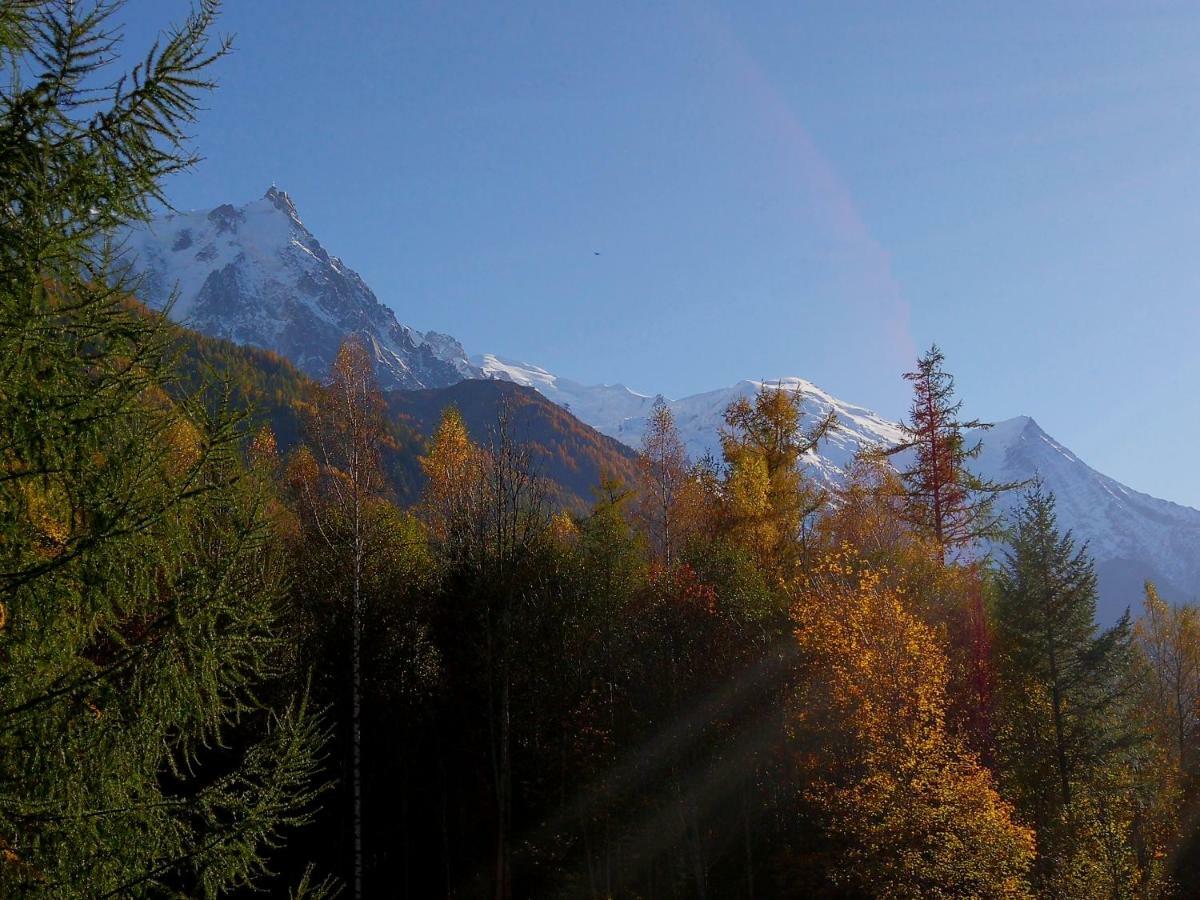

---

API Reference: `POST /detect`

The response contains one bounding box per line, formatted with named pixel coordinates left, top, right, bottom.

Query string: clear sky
left=123, top=1, right=1200, bottom=506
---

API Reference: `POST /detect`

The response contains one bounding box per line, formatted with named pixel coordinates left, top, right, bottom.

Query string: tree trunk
left=743, top=785, right=755, bottom=900
left=352, top=539, right=364, bottom=898
left=1046, top=630, right=1071, bottom=806
left=495, top=666, right=512, bottom=900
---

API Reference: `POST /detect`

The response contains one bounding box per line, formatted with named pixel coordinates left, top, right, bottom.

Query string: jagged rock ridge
left=119, top=186, right=478, bottom=389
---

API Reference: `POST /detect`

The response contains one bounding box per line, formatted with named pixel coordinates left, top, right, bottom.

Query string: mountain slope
left=122, top=187, right=1197, bottom=620
left=169, top=321, right=633, bottom=510
left=121, top=187, right=477, bottom=390
left=972, top=416, right=1200, bottom=618
left=475, top=355, right=906, bottom=488
left=387, top=379, right=639, bottom=511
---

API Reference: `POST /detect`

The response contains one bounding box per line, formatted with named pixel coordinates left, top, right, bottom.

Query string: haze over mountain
left=121, top=188, right=1200, bottom=620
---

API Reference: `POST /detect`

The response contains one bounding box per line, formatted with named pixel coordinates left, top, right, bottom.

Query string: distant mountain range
left=122, top=188, right=1200, bottom=620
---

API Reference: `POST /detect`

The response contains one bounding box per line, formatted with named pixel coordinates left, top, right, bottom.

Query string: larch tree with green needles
left=0, top=1, right=329, bottom=895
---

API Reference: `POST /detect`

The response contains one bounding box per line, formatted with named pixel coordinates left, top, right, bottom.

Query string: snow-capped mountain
left=476, top=355, right=1200, bottom=620
left=974, top=416, right=1200, bottom=619
left=118, top=187, right=478, bottom=389
left=118, top=188, right=1197, bottom=620
left=475, top=355, right=906, bottom=488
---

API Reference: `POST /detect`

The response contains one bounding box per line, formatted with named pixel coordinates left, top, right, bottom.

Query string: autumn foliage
left=793, top=554, right=1034, bottom=897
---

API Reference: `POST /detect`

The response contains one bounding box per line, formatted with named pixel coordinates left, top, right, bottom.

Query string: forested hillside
left=171, top=322, right=638, bottom=509
left=387, top=379, right=640, bottom=510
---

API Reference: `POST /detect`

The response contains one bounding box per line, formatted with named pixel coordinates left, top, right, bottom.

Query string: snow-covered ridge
left=476, top=355, right=906, bottom=487
left=973, top=415, right=1200, bottom=617
left=118, top=187, right=478, bottom=389
left=476, top=355, right=1200, bottom=620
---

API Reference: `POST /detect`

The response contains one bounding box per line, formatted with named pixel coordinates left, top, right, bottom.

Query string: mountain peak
left=986, top=414, right=1040, bottom=442
left=263, top=184, right=302, bottom=225
left=118, top=189, right=478, bottom=390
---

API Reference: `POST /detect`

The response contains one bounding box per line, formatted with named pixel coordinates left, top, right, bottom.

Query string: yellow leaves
left=420, top=407, right=475, bottom=482
left=725, top=453, right=777, bottom=564
left=331, top=335, right=377, bottom=391
left=792, top=551, right=1035, bottom=897
left=285, top=445, right=319, bottom=492
left=0, top=843, right=16, bottom=866
left=550, top=510, right=579, bottom=545
left=249, top=424, right=279, bottom=468
left=717, top=385, right=832, bottom=578
left=419, top=407, right=485, bottom=543
left=795, top=550, right=948, bottom=764
left=1135, top=580, right=1200, bottom=777
left=727, top=453, right=771, bottom=519
left=21, top=478, right=71, bottom=556
left=162, top=417, right=202, bottom=481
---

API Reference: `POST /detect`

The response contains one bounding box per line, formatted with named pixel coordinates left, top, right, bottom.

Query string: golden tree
left=1137, top=582, right=1200, bottom=781
left=792, top=553, right=1034, bottom=898
left=720, top=385, right=834, bottom=575
left=419, top=405, right=484, bottom=558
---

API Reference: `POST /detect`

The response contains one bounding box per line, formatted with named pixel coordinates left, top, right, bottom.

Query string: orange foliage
left=419, top=406, right=484, bottom=545
left=792, top=552, right=1034, bottom=897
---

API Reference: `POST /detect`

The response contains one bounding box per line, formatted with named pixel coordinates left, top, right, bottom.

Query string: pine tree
left=0, top=2, right=328, bottom=894
left=889, top=345, right=1014, bottom=563
left=993, top=485, right=1141, bottom=891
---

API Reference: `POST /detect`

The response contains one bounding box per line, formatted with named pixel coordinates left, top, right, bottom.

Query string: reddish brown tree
left=888, top=345, right=1015, bottom=564
left=959, top=566, right=998, bottom=764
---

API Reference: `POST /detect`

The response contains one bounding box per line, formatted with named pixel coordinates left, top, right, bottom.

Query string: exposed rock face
left=119, top=187, right=479, bottom=389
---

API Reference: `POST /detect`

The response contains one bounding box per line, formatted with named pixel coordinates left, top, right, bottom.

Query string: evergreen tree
left=889, top=344, right=1014, bottom=563
left=993, top=485, right=1141, bottom=892
left=0, top=1, right=328, bottom=894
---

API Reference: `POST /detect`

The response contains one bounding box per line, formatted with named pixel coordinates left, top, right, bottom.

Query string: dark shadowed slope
left=386, top=379, right=641, bottom=511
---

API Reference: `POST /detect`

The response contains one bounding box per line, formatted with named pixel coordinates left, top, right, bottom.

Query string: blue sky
left=124, top=1, right=1200, bottom=505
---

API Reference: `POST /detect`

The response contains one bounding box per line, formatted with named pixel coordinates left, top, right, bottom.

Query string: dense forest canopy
left=3, top=2, right=1200, bottom=898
